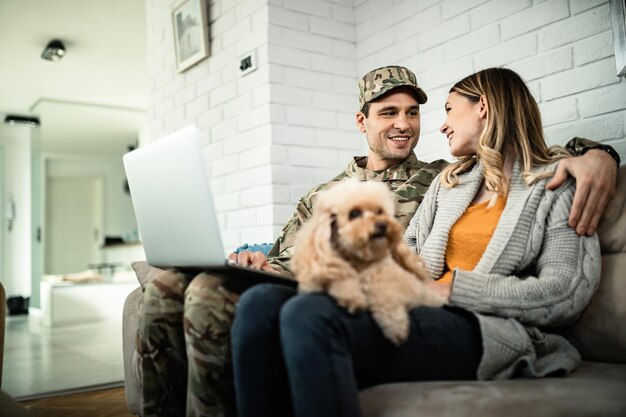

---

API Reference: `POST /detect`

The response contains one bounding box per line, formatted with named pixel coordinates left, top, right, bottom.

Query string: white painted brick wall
left=145, top=0, right=626, bottom=253
left=500, top=0, right=569, bottom=40
left=356, top=0, right=625, bottom=165
left=541, top=58, right=618, bottom=101
left=575, top=31, right=615, bottom=66
left=539, top=96, right=578, bottom=127
left=509, top=47, right=573, bottom=81
left=538, top=5, right=610, bottom=51
left=469, top=0, right=531, bottom=29
left=441, top=0, right=490, bottom=20
left=146, top=0, right=273, bottom=252
left=267, top=0, right=362, bottom=246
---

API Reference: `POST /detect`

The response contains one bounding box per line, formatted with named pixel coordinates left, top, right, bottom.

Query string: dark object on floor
left=7, top=296, right=28, bottom=316
left=0, top=389, right=34, bottom=417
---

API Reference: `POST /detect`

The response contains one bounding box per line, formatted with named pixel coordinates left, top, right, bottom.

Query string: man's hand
left=227, top=250, right=275, bottom=272
left=546, top=150, right=617, bottom=236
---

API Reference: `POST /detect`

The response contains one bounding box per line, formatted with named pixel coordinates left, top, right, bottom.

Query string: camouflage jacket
left=267, top=154, right=449, bottom=276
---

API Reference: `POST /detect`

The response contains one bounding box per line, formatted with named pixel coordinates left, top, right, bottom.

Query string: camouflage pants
left=137, top=270, right=239, bottom=417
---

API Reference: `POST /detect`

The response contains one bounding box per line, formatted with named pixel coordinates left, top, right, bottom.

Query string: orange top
left=439, top=196, right=506, bottom=284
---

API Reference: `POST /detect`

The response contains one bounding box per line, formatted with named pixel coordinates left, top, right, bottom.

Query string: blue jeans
left=231, top=284, right=482, bottom=417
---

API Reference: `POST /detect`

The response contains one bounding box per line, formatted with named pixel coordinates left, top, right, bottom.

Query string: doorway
left=44, top=177, right=103, bottom=274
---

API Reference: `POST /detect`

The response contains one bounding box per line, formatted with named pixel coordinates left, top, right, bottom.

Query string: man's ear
left=356, top=112, right=367, bottom=133
left=478, top=95, right=488, bottom=119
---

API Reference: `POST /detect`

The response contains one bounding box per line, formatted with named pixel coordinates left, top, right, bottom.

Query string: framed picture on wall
left=172, top=0, right=209, bottom=73
left=610, top=0, right=626, bottom=77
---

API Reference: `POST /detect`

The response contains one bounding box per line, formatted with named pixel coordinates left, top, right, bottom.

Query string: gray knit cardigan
left=404, top=160, right=601, bottom=380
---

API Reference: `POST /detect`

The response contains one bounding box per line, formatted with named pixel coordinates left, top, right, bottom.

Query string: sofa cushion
left=360, top=361, right=626, bottom=417
left=596, top=166, right=626, bottom=255
left=131, top=261, right=165, bottom=288
left=565, top=166, right=626, bottom=364
left=566, top=253, right=626, bottom=363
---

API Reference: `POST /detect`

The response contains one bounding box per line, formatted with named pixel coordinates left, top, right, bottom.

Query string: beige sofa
left=122, top=166, right=626, bottom=417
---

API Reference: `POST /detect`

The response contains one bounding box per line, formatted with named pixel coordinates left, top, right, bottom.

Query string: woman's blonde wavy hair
left=440, top=68, right=572, bottom=203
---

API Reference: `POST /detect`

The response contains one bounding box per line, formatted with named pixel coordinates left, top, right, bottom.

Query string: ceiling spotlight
left=41, top=39, right=66, bottom=62
left=4, top=115, right=40, bottom=127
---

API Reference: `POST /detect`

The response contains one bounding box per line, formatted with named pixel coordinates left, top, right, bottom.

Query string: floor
left=22, top=387, right=134, bottom=417
left=2, top=315, right=125, bottom=400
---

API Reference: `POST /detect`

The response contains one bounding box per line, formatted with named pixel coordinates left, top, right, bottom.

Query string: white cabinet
left=40, top=280, right=138, bottom=327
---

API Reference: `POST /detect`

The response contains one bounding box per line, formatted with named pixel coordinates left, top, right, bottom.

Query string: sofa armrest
left=565, top=165, right=626, bottom=363
left=131, top=261, right=165, bottom=288
left=123, top=286, right=143, bottom=415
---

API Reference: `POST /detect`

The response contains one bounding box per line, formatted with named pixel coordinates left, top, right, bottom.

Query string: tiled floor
left=2, top=315, right=125, bottom=400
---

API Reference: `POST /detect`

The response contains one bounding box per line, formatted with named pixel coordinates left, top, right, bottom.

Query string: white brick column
left=146, top=0, right=273, bottom=251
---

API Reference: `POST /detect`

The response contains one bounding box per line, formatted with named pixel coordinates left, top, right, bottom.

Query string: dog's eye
left=349, top=209, right=362, bottom=219
left=376, top=208, right=383, bottom=215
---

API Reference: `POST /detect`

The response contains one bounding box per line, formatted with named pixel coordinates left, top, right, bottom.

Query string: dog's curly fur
left=292, top=179, right=446, bottom=345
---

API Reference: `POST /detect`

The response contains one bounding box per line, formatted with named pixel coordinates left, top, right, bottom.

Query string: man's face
left=356, top=90, right=421, bottom=171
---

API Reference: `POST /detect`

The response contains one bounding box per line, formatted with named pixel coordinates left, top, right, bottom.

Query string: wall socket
left=239, top=51, right=257, bottom=76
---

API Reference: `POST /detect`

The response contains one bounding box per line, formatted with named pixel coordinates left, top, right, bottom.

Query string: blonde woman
left=231, top=68, right=602, bottom=417
left=404, top=67, right=601, bottom=379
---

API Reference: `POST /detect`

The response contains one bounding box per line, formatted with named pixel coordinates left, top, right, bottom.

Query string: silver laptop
left=122, top=126, right=295, bottom=292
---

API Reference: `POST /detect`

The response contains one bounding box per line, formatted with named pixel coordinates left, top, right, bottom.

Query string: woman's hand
left=427, top=280, right=451, bottom=303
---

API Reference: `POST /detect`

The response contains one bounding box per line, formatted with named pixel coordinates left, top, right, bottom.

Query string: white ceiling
left=0, top=0, right=149, bottom=156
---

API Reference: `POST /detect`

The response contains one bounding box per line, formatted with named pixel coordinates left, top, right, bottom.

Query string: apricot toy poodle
left=292, top=179, right=446, bottom=345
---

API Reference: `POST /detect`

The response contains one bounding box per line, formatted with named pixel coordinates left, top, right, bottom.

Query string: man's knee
left=142, top=270, right=188, bottom=315
left=186, top=272, right=222, bottom=292
left=185, top=273, right=238, bottom=305
left=184, top=273, right=238, bottom=341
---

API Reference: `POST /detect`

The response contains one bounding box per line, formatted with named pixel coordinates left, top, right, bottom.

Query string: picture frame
left=609, top=0, right=626, bottom=78
left=172, top=0, right=209, bottom=73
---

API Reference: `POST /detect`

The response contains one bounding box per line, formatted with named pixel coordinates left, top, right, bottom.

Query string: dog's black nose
left=372, top=222, right=387, bottom=239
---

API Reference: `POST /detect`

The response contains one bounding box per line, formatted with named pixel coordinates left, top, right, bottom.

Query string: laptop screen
left=123, top=126, right=226, bottom=268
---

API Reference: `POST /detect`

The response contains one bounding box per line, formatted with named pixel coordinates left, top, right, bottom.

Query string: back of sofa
left=565, top=166, right=626, bottom=364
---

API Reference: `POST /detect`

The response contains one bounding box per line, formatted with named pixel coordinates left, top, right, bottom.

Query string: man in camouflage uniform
left=137, top=65, right=619, bottom=417
left=264, top=66, right=449, bottom=276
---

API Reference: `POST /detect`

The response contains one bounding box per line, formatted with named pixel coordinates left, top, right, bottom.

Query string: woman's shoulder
left=529, top=160, right=561, bottom=175
left=532, top=159, right=574, bottom=191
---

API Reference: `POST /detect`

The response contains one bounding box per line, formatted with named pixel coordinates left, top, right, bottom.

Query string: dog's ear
left=293, top=211, right=335, bottom=281
left=293, top=211, right=354, bottom=285
left=389, top=220, right=430, bottom=281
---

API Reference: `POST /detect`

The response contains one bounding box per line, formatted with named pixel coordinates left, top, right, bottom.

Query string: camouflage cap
left=359, top=66, right=428, bottom=109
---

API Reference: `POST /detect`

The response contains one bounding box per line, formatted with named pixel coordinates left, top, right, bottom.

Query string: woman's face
left=440, top=92, right=486, bottom=158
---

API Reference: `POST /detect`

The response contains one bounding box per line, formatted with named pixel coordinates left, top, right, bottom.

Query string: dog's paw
left=328, top=279, right=368, bottom=313
left=298, top=281, right=324, bottom=293
left=382, top=323, right=409, bottom=345
left=372, top=308, right=410, bottom=345
left=336, top=292, right=368, bottom=314
left=420, top=288, right=448, bottom=308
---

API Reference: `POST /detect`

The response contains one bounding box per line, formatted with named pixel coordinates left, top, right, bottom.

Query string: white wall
left=354, top=0, right=626, bottom=162
left=0, top=126, right=32, bottom=297
left=267, top=0, right=364, bottom=235
left=146, top=0, right=274, bottom=251
left=146, top=0, right=626, bottom=249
